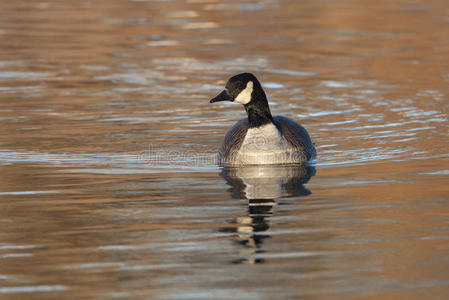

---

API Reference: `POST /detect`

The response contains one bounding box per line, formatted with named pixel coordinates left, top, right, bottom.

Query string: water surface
left=0, top=0, right=448, bottom=299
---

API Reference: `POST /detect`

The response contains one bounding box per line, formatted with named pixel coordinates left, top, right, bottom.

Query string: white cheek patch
left=234, top=81, right=253, bottom=105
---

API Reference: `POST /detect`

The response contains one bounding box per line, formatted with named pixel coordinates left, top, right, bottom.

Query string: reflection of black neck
left=244, top=86, right=272, bottom=128
left=236, top=199, right=274, bottom=250
left=247, top=199, right=274, bottom=241
left=248, top=199, right=274, bottom=218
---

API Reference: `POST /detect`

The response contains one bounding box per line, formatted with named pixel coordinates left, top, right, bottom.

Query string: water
left=1, top=0, right=448, bottom=299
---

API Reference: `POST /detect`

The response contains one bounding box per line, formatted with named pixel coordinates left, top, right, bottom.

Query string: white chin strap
left=234, top=81, right=253, bottom=105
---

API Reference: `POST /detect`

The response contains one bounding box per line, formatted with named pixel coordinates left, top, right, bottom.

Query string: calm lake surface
left=1, top=0, right=448, bottom=299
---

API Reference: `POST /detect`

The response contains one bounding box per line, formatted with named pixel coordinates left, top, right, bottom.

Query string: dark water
left=0, top=0, right=448, bottom=299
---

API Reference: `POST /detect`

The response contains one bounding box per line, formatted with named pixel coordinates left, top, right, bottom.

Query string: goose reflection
left=219, top=164, right=315, bottom=264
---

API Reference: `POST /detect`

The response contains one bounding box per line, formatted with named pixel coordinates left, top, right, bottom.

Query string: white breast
left=234, top=123, right=296, bottom=164
left=241, top=123, right=283, bottom=150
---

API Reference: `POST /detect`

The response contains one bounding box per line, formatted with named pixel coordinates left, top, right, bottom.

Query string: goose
left=210, top=73, right=316, bottom=165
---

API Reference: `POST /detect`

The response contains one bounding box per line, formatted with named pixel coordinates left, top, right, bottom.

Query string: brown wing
left=218, top=118, right=249, bottom=165
left=273, top=116, right=316, bottom=160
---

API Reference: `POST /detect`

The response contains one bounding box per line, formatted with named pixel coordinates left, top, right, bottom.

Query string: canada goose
left=210, top=73, right=316, bottom=165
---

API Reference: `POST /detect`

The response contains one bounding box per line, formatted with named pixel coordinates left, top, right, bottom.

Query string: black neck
left=244, top=90, right=272, bottom=127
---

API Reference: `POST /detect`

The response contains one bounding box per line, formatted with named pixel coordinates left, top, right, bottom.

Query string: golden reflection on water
left=0, top=0, right=448, bottom=299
